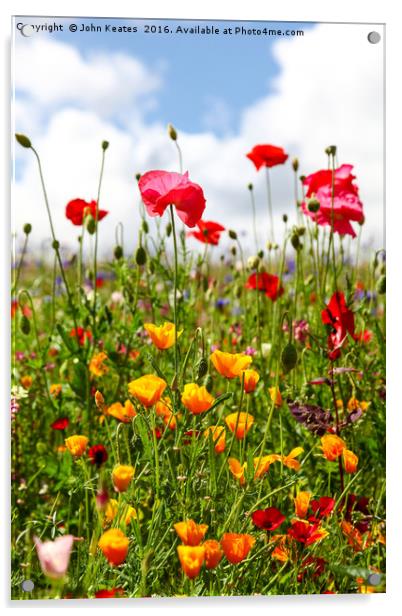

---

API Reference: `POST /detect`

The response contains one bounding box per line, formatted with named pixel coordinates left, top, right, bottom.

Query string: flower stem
left=169, top=205, right=179, bottom=383
left=92, top=146, right=107, bottom=343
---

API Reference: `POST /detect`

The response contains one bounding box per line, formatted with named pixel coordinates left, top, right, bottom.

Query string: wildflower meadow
left=11, top=128, right=386, bottom=599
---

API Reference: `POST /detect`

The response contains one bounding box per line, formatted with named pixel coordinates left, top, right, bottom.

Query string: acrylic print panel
left=11, top=16, right=385, bottom=599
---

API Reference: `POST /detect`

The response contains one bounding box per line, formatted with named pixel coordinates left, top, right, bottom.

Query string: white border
left=1, top=1, right=400, bottom=614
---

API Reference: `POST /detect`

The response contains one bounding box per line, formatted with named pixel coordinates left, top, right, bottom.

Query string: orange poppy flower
left=294, top=491, right=312, bottom=518
left=177, top=545, right=205, bottom=579
left=104, top=499, right=137, bottom=527
left=65, top=435, right=88, bottom=457
left=204, top=426, right=226, bottom=453
left=270, top=534, right=292, bottom=562
left=50, top=383, right=62, bottom=397
left=343, top=449, right=358, bottom=473
left=128, top=374, right=167, bottom=407
left=210, top=350, right=252, bottom=379
left=282, top=447, right=304, bottom=471
left=347, top=397, right=369, bottom=413
left=173, top=520, right=208, bottom=546
left=144, top=321, right=182, bottom=350
left=89, top=352, right=109, bottom=377
left=107, top=400, right=137, bottom=423
left=253, top=454, right=280, bottom=479
left=220, top=533, right=255, bottom=564
left=20, top=375, right=33, bottom=389
left=241, top=369, right=260, bottom=393
left=181, top=383, right=215, bottom=415
left=98, top=529, right=129, bottom=566
left=112, top=465, right=135, bottom=493
left=268, top=386, right=283, bottom=406
left=321, top=434, right=346, bottom=461
left=155, top=398, right=177, bottom=429
left=225, top=412, right=254, bottom=439
left=203, top=539, right=223, bottom=569
left=228, top=458, right=247, bottom=485
left=340, top=520, right=365, bottom=552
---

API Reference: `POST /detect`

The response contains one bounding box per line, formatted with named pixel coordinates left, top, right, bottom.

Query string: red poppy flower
left=245, top=272, right=284, bottom=301
left=287, top=520, right=328, bottom=545
left=251, top=507, right=286, bottom=531
left=188, top=220, right=225, bottom=245
left=51, top=417, right=69, bottom=431
left=88, top=444, right=108, bottom=468
left=138, top=170, right=206, bottom=228
left=69, top=327, right=93, bottom=346
left=297, top=556, right=327, bottom=582
left=65, top=199, right=108, bottom=226
left=310, top=497, right=336, bottom=519
left=301, top=164, right=364, bottom=237
left=246, top=144, right=288, bottom=170
left=321, top=291, right=355, bottom=360
left=95, top=588, right=125, bottom=599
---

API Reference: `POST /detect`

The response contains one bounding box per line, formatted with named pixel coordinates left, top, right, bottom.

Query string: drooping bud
left=167, top=123, right=178, bottom=141
left=20, top=315, right=31, bottom=335
left=376, top=274, right=386, bottom=295
left=23, top=223, right=32, bottom=235
left=292, top=157, right=299, bottom=172
left=114, top=245, right=123, bottom=260
left=15, top=133, right=32, bottom=148
left=281, top=342, right=298, bottom=374
left=135, top=246, right=147, bottom=266
left=228, top=229, right=237, bottom=240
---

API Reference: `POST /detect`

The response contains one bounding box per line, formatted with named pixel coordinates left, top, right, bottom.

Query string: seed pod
left=376, top=274, right=386, bottom=295
left=196, top=357, right=208, bottom=380
left=142, top=220, right=149, bottom=234
left=204, top=374, right=213, bottom=393
left=281, top=342, right=298, bottom=374
left=23, top=223, right=32, bottom=235
left=20, top=315, right=31, bottom=335
left=228, top=229, right=238, bottom=240
left=135, top=246, right=147, bottom=266
left=114, top=245, right=123, bottom=260
left=15, top=133, right=32, bottom=148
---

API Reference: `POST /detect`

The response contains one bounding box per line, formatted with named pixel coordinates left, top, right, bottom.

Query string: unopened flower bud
left=291, top=233, right=301, bottom=250
left=231, top=246, right=237, bottom=256
left=20, top=315, right=31, bottom=335
left=135, top=173, right=141, bottom=182
left=281, top=342, right=298, bottom=373
left=101, top=140, right=109, bottom=151
left=282, top=214, right=288, bottom=223
left=52, top=240, right=60, bottom=250
left=142, top=220, right=149, bottom=234
left=204, top=374, right=213, bottom=393
left=228, top=229, right=237, bottom=240
left=297, top=226, right=306, bottom=236
left=325, top=145, right=337, bottom=156
left=23, top=223, right=32, bottom=235
left=86, top=215, right=96, bottom=235
left=114, top=245, right=123, bottom=260
left=167, top=123, right=178, bottom=141
left=135, top=246, right=147, bottom=266
left=166, top=222, right=172, bottom=237
left=292, top=157, right=299, bottom=172
left=257, top=250, right=264, bottom=259
left=15, top=133, right=32, bottom=148
left=376, top=274, right=386, bottom=295
left=247, top=183, right=253, bottom=191
left=247, top=255, right=260, bottom=270
left=196, top=358, right=208, bottom=380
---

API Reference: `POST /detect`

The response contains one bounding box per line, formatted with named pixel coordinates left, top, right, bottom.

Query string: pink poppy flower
left=34, top=535, right=74, bottom=579
left=138, top=170, right=206, bottom=228
left=301, top=164, right=364, bottom=238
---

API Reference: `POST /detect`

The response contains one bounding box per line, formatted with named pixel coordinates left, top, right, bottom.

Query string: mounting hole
left=21, top=579, right=34, bottom=592
left=367, top=31, right=381, bottom=44
left=367, top=573, right=381, bottom=586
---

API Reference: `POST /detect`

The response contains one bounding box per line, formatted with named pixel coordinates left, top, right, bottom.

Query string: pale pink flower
left=34, top=535, right=74, bottom=579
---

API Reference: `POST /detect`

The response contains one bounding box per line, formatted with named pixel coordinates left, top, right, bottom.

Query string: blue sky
left=24, top=17, right=315, bottom=136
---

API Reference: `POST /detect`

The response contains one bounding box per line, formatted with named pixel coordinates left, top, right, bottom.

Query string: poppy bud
left=23, top=223, right=32, bottom=235
left=257, top=250, right=264, bottom=259
left=291, top=233, right=301, bottom=250
left=292, top=157, right=299, bottom=172
left=135, top=173, right=141, bottom=182
left=114, top=245, right=123, bottom=260
left=376, top=274, right=386, bottom=295
left=52, top=240, right=60, bottom=250
left=167, top=123, right=178, bottom=141
left=231, top=246, right=237, bottom=256
left=281, top=342, right=298, bottom=373
left=325, top=145, right=337, bottom=156
left=247, top=183, right=253, bottom=191
left=166, top=222, right=172, bottom=237
left=196, top=358, right=208, bottom=380
left=102, top=140, right=109, bottom=151
left=135, top=246, right=147, bottom=266
left=358, top=215, right=365, bottom=226
left=20, top=315, right=31, bottom=335
left=297, top=226, right=306, bottom=236
left=228, top=229, right=237, bottom=240
left=86, top=215, right=96, bottom=235
left=204, top=374, right=213, bottom=393
left=299, top=175, right=306, bottom=183
left=307, top=197, right=320, bottom=213
left=142, top=220, right=149, bottom=234
left=15, top=133, right=32, bottom=148
left=372, top=255, right=379, bottom=270
left=282, top=214, right=288, bottom=223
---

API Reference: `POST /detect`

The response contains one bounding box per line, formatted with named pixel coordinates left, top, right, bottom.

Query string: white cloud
left=13, top=23, right=384, bottom=258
